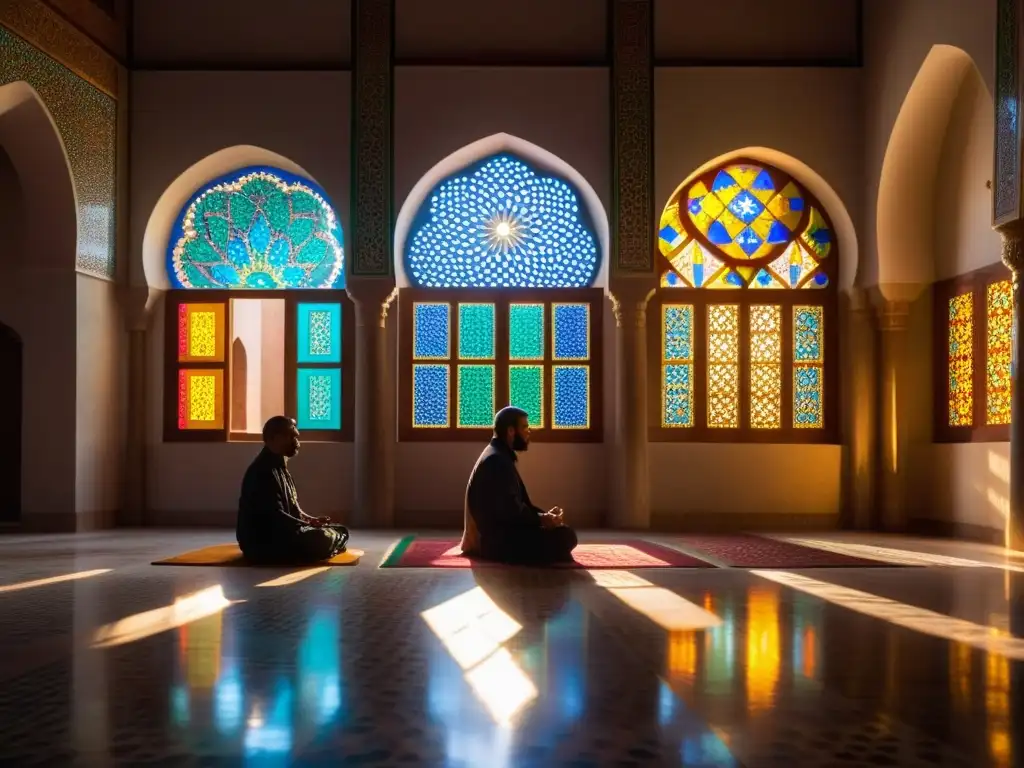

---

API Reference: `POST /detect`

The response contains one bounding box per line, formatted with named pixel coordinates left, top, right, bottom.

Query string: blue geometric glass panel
left=296, top=368, right=341, bottom=430
left=793, top=306, right=823, bottom=363
left=404, top=154, right=600, bottom=288
left=794, top=367, right=823, bottom=428
left=553, top=304, right=589, bottom=360
left=509, top=304, right=545, bottom=360
left=413, top=364, right=449, bottom=427
left=413, top=303, right=450, bottom=359
left=168, top=166, right=345, bottom=290
left=662, top=305, right=693, bottom=362
left=458, top=304, right=495, bottom=359
left=662, top=364, right=693, bottom=427
left=553, top=366, right=589, bottom=428
left=297, top=303, right=341, bottom=364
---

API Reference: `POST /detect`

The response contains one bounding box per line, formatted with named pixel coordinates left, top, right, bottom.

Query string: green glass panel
left=457, top=365, right=495, bottom=428
left=458, top=303, right=495, bottom=359
left=509, top=365, right=544, bottom=428
left=509, top=303, right=544, bottom=360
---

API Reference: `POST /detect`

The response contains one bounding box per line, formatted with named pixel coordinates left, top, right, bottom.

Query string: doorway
left=0, top=322, right=21, bottom=522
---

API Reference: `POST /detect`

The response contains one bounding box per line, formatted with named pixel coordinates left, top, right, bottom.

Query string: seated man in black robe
left=236, top=416, right=349, bottom=565
left=460, top=406, right=578, bottom=564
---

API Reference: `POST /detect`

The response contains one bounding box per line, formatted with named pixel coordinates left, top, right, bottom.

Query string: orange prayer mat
left=153, top=544, right=362, bottom=567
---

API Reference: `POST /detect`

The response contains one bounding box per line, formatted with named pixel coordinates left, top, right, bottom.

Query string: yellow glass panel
left=987, top=280, right=1011, bottom=426
left=735, top=265, right=756, bottom=283
left=707, top=304, right=739, bottom=428
left=178, top=369, right=224, bottom=430
left=716, top=209, right=746, bottom=239
left=659, top=202, right=687, bottom=255
left=801, top=207, right=832, bottom=260
left=699, top=194, right=725, bottom=220
left=727, top=164, right=762, bottom=188
left=749, top=209, right=776, bottom=241
left=705, top=268, right=742, bottom=289
left=750, top=268, right=786, bottom=289
left=948, top=293, right=973, bottom=427
left=177, top=303, right=225, bottom=363
left=769, top=183, right=804, bottom=231
left=750, top=305, right=782, bottom=429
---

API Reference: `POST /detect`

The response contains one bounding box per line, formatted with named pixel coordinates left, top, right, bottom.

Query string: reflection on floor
left=0, top=531, right=1021, bottom=766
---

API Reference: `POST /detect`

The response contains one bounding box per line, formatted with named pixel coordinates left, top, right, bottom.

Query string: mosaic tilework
left=457, top=364, right=494, bottom=428
left=297, top=368, right=340, bottom=430
left=509, top=303, right=545, bottom=360
left=0, top=27, right=115, bottom=278
left=553, top=365, right=588, bottom=428
left=413, top=364, right=448, bottom=427
left=509, top=364, right=543, bottom=428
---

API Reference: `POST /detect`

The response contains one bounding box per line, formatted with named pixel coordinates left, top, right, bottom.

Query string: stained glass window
left=662, top=304, right=694, bottom=427
left=947, top=293, right=974, bottom=427
left=402, top=294, right=599, bottom=437
left=793, top=306, right=824, bottom=429
left=177, top=303, right=225, bottom=363
left=404, top=154, right=599, bottom=289
left=707, top=305, right=740, bottom=428
left=658, top=162, right=831, bottom=291
left=297, top=368, right=341, bottom=430
left=510, top=303, right=545, bottom=360
left=553, top=303, right=590, bottom=360
left=986, top=281, right=1012, bottom=426
left=553, top=366, right=589, bottom=429
left=297, top=303, right=341, bottom=364
left=656, top=159, right=835, bottom=441
left=178, top=369, right=224, bottom=430
left=168, top=166, right=345, bottom=290
left=749, top=305, right=782, bottom=429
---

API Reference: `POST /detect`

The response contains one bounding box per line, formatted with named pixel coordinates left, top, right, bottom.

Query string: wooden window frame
left=933, top=262, right=1012, bottom=443
left=399, top=288, right=604, bottom=443
left=647, top=290, right=839, bottom=444
left=164, top=289, right=355, bottom=443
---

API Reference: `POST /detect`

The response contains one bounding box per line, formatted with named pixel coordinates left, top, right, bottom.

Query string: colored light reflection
left=745, top=588, right=780, bottom=713
left=92, top=585, right=239, bottom=649
left=244, top=680, right=294, bottom=760
left=703, top=593, right=736, bottom=684
left=987, top=629, right=1012, bottom=768
left=755, top=570, right=1024, bottom=659
left=298, top=610, right=342, bottom=726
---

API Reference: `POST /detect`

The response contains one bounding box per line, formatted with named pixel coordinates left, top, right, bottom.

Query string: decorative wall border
left=994, top=0, right=1020, bottom=225
left=0, top=0, right=117, bottom=98
left=351, top=0, right=394, bottom=277
left=611, top=0, right=653, bottom=273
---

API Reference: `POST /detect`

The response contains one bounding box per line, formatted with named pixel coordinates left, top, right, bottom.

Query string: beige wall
left=132, top=71, right=353, bottom=520
left=75, top=274, right=124, bottom=522
left=862, top=0, right=997, bottom=287
left=651, top=66, right=862, bottom=520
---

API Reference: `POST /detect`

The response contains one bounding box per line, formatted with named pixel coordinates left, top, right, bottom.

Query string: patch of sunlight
left=589, top=570, right=723, bottom=632
left=778, top=537, right=998, bottom=568
left=92, top=585, right=242, bottom=649
left=754, top=570, right=1024, bottom=660
left=0, top=568, right=111, bottom=594
left=420, top=586, right=536, bottom=726
left=256, top=567, right=330, bottom=587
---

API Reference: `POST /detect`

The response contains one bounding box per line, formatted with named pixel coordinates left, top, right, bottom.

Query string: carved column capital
left=346, top=277, right=398, bottom=328
left=998, top=219, right=1024, bottom=274
left=608, top=280, right=656, bottom=328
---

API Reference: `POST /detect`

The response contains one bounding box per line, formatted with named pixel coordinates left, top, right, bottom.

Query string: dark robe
left=462, top=438, right=577, bottom=564
left=236, top=448, right=348, bottom=564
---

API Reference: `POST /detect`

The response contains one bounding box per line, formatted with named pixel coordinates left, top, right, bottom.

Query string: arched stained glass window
left=163, top=165, right=352, bottom=444
left=400, top=152, right=604, bottom=442
left=404, top=154, right=599, bottom=289
left=652, top=159, right=837, bottom=442
left=168, top=166, right=345, bottom=290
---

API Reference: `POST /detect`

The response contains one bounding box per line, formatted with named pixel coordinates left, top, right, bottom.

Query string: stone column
left=346, top=280, right=396, bottom=528
left=118, top=285, right=158, bottom=527
left=999, top=222, right=1024, bottom=549
left=872, top=286, right=922, bottom=532
left=842, top=288, right=876, bottom=530
left=350, top=0, right=394, bottom=527
left=608, top=281, right=655, bottom=529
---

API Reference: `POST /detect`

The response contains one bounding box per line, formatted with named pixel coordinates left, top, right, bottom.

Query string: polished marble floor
left=0, top=530, right=1023, bottom=767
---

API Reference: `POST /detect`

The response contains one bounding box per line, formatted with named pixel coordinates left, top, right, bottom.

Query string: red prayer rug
left=379, top=537, right=714, bottom=569
left=674, top=534, right=914, bottom=568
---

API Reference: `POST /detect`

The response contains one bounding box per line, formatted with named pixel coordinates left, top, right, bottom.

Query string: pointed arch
left=394, top=133, right=610, bottom=289
left=666, top=147, right=858, bottom=291
left=0, top=81, right=77, bottom=272
left=140, top=146, right=317, bottom=291
left=877, top=45, right=980, bottom=290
